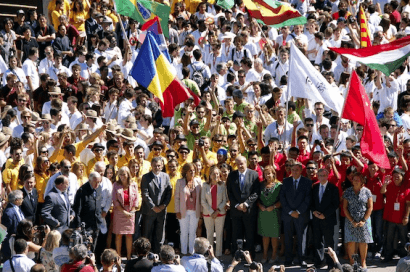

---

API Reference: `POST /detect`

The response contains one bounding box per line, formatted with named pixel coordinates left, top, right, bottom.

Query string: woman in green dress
left=257, top=165, right=282, bottom=263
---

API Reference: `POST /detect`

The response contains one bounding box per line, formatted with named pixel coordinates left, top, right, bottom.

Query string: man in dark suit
left=124, top=237, right=154, bottom=272
left=1, top=190, right=25, bottom=259
left=141, top=157, right=172, bottom=253
left=20, top=173, right=38, bottom=223
left=41, top=175, right=74, bottom=233
left=227, top=156, right=260, bottom=258
left=311, top=168, right=340, bottom=268
left=280, top=162, right=312, bottom=267
left=72, top=172, right=103, bottom=251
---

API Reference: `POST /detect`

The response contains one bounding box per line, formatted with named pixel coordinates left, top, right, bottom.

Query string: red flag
left=341, top=71, right=390, bottom=169
left=187, top=88, right=201, bottom=106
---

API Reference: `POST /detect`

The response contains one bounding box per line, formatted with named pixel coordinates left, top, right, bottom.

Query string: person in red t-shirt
left=381, top=168, right=410, bottom=262
left=248, top=151, right=264, bottom=182
left=61, top=244, right=97, bottom=272
left=323, top=155, right=340, bottom=186
left=296, top=136, right=310, bottom=165
left=365, top=162, right=385, bottom=259
left=306, top=161, right=318, bottom=184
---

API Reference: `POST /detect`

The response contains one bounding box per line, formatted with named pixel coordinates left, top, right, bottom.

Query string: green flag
left=114, top=0, right=171, bottom=37
left=217, top=0, right=234, bottom=10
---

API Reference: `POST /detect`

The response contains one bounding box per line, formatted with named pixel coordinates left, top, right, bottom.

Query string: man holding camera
left=71, top=172, right=103, bottom=251
left=181, top=237, right=223, bottom=272
left=125, top=237, right=154, bottom=272
left=152, top=245, right=185, bottom=272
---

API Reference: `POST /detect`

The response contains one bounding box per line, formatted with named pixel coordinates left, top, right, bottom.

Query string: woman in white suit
left=175, top=163, right=202, bottom=255
left=201, top=165, right=227, bottom=257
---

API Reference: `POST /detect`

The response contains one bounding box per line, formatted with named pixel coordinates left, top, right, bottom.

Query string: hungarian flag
left=341, top=71, right=390, bottom=169
left=359, top=6, right=371, bottom=48
left=330, top=35, right=410, bottom=76
left=244, top=0, right=306, bottom=28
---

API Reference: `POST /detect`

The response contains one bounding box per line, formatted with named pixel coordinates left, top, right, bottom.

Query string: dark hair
left=133, top=237, right=151, bottom=255
left=14, top=239, right=28, bottom=254
left=64, top=144, right=76, bottom=156
left=16, top=219, right=34, bottom=241
left=55, top=175, right=66, bottom=185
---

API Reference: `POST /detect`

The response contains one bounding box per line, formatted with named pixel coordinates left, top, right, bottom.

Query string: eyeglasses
left=40, top=150, right=48, bottom=153
left=305, top=123, right=314, bottom=127
left=50, top=95, right=59, bottom=98
left=238, top=76, right=245, bottom=78
left=248, top=144, right=257, bottom=147
left=230, top=150, right=238, bottom=152
left=94, top=149, right=103, bottom=153
left=63, top=165, right=72, bottom=169
left=212, top=114, right=217, bottom=117
left=356, top=128, right=363, bottom=131
left=14, top=153, right=22, bottom=156
left=214, top=140, right=222, bottom=143
left=179, top=151, right=188, bottom=154
left=153, top=148, right=162, bottom=151
left=306, top=167, right=316, bottom=170
left=315, top=108, right=324, bottom=111
left=167, top=155, right=176, bottom=158
left=285, top=164, right=293, bottom=167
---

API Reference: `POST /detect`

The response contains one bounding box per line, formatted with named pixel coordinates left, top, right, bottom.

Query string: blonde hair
left=45, top=230, right=61, bottom=251
left=207, top=165, right=221, bottom=184
left=72, top=162, right=85, bottom=178
left=116, top=166, right=132, bottom=186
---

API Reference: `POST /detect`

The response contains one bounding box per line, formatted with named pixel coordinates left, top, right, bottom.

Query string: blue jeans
left=370, top=209, right=383, bottom=254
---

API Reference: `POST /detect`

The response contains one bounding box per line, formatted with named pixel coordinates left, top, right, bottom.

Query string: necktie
left=240, top=174, right=244, bottom=191
left=294, top=179, right=297, bottom=191
left=29, top=193, right=34, bottom=206
left=319, top=185, right=324, bottom=203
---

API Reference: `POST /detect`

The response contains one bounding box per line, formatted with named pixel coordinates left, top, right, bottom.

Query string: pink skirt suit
left=112, top=182, right=140, bottom=235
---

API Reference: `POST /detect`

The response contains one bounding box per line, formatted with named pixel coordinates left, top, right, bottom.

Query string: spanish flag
left=245, top=0, right=306, bottom=28
left=359, top=6, right=371, bottom=48
left=130, top=32, right=192, bottom=117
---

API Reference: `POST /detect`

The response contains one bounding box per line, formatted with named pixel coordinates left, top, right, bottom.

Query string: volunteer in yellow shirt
left=166, top=159, right=181, bottom=247
left=34, top=156, right=50, bottom=203
left=86, top=143, right=109, bottom=176
left=118, top=141, right=135, bottom=168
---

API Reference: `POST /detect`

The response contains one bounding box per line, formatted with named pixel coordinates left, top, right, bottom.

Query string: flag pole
left=332, top=71, right=351, bottom=155
left=113, top=2, right=131, bottom=48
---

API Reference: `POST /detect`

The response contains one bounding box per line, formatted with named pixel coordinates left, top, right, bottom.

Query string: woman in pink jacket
left=175, top=163, right=202, bottom=255
left=112, top=166, right=139, bottom=260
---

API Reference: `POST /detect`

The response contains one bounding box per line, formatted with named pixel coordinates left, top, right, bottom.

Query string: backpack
left=190, top=64, right=206, bottom=87
left=231, top=47, right=247, bottom=61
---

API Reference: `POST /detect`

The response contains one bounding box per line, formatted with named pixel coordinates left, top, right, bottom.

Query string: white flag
left=288, top=43, right=344, bottom=113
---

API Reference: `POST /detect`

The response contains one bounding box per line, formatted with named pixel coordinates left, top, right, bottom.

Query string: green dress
left=258, top=182, right=281, bottom=238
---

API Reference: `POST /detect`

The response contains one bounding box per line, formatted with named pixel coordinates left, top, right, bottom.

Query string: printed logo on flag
left=137, top=2, right=152, bottom=20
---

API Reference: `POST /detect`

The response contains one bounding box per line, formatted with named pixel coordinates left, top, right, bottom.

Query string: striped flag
left=130, top=32, right=191, bottom=117
left=359, top=6, right=371, bottom=48
left=330, top=35, right=410, bottom=76
left=244, top=0, right=306, bottom=28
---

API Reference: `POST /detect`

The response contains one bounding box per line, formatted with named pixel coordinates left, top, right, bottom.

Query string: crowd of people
left=2, top=0, right=410, bottom=271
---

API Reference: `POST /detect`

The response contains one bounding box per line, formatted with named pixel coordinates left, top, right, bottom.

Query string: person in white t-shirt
left=38, top=46, right=55, bottom=74
left=22, top=47, right=39, bottom=92
left=286, top=24, right=308, bottom=51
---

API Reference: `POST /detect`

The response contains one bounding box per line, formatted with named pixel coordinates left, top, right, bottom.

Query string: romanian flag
left=114, top=0, right=170, bottom=37
left=130, top=32, right=192, bottom=117
left=245, top=0, right=306, bottom=28
left=359, top=6, right=371, bottom=48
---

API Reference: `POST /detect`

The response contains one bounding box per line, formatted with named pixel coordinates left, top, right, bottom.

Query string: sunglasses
left=305, top=124, right=314, bottom=127
left=153, top=148, right=162, bottom=151
left=63, top=166, right=72, bottom=169
left=167, top=155, right=176, bottom=158
left=306, top=167, right=316, bottom=170
left=94, top=149, right=103, bottom=152
left=214, top=140, right=222, bottom=143
left=248, top=144, right=257, bottom=147
left=179, top=151, right=188, bottom=154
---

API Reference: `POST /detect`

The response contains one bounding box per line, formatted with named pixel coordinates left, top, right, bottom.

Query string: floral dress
left=40, top=248, right=58, bottom=272
left=343, top=187, right=373, bottom=243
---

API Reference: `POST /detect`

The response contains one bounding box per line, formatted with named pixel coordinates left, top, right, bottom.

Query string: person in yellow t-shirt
left=51, top=0, right=64, bottom=30
left=72, top=161, right=87, bottom=187
left=193, top=136, right=217, bottom=178
left=118, top=141, right=135, bottom=169
left=106, top=151, right=119, bottom=173
left=148, top=141, right=168, bottom=166
left=70, top=0, right=87, bottom=45
left=134, top=146, right=151, bottom=176
left=3, top=146, right=24, bottom=193
left=166, top=159, right=181, bottom=248
left=87, top=143, right=109, bottom=176
left=48, top=0, right=71, bottom=23
left=34, top=156, right=50, bottom=204
left=177, top=145, right=192, bottom=172
left=227, top=144, right=239, bottom=171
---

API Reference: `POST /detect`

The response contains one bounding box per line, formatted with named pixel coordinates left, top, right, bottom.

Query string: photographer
left=101, top=249, right=122, bottom=272
left=60, top=244, right=98, bottom=272
left=226, top=250, right=253, bottom=272
left=396, top=243, right=410, bottom=272
left=181, top=237, right=223, bottom=272
left=125, top=237, right=154, bottom=272
left=152, top=245, right=185, bottom=272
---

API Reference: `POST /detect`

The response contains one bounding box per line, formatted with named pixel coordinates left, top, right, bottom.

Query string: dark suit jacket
left=311, top=182, right=340, bottom=226
left=20, top=188, right=38, bottom=223
left=124, top=256, right=153, bottom=272
left=1, top=203, right=22, bottom=259
left=280, top=176, right=312, bottom=219
left=141, top=171, right=172, bottom=216
left=41, top=187, right=74, bottom=232
left=71, top=182, right=103, bottom=230
left=227, top=169, right=260, bottom=218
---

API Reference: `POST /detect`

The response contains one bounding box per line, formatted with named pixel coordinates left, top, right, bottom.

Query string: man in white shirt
left=93, top=162, right=113, bottom=235
left=286, top=24, right=308, bottom=51
left=2, top=56, right=27, bottom=87
left=42, top=87, right=70, bottom=116
left=241, top=31, right=258, bottom=58
left=194, top=2, right=213, bottom=20
left=81, top=53, right=98, bottom=80
left=191, top=19, right=208, bottom=46
left=118, top=89, right=135, bottom=127
left=68, top=48, right=88, bottom=71
left=271, top=48, right=289, bottom=86
left=12, top=110, right=32, bottom=138
left=228, top=37, right=252, bottom=63
left=241, top=58, right=259, bottom=83
left=67, top=96, right=82, bottom=130
left=264, top=106, right=293, bottom=146
left=3, top=239, right=35, bottom=272
left=38, top=46, right=54, bottom=74
left=47, top=53, right=72, bottom=82
left=22, top=47, right=39, bottom=92
left=334, top=55, right=355, bottom=83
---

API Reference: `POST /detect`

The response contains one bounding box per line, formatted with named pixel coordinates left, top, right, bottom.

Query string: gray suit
left=141, top=171, right=172, bottom=253
left=41, top=187, right=74, bottom=233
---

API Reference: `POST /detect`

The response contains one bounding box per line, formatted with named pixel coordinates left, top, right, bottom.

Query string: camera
left=147, top=252, right=159, bottom=261
left=69, top=222, right=93, bottom=250
left=352, top=254, right=364, bottom=272
left=315, top=139, right=323, bottom=145
left=234, top=239, right=245, bottom=262
left=198, top=139, right=205, bottom=147
left=348, top=15, right=356, bottom=24
left=324, top=248, right=329, bottom=254
left=244, top=261, right=259, bottom=270
left=35, top=225, right=47, bottom=232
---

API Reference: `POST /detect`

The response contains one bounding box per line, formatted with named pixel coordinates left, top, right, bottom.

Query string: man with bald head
left=227, top=156, right=260, bottom=258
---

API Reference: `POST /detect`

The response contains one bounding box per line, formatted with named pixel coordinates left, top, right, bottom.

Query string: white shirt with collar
left=3, top=253, right=35, bottom=272
left=38, top=57, right=54, bottom=74
left=318, top=181, right=328, bottom=197
left=11, top=203, right=25, bottom=221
